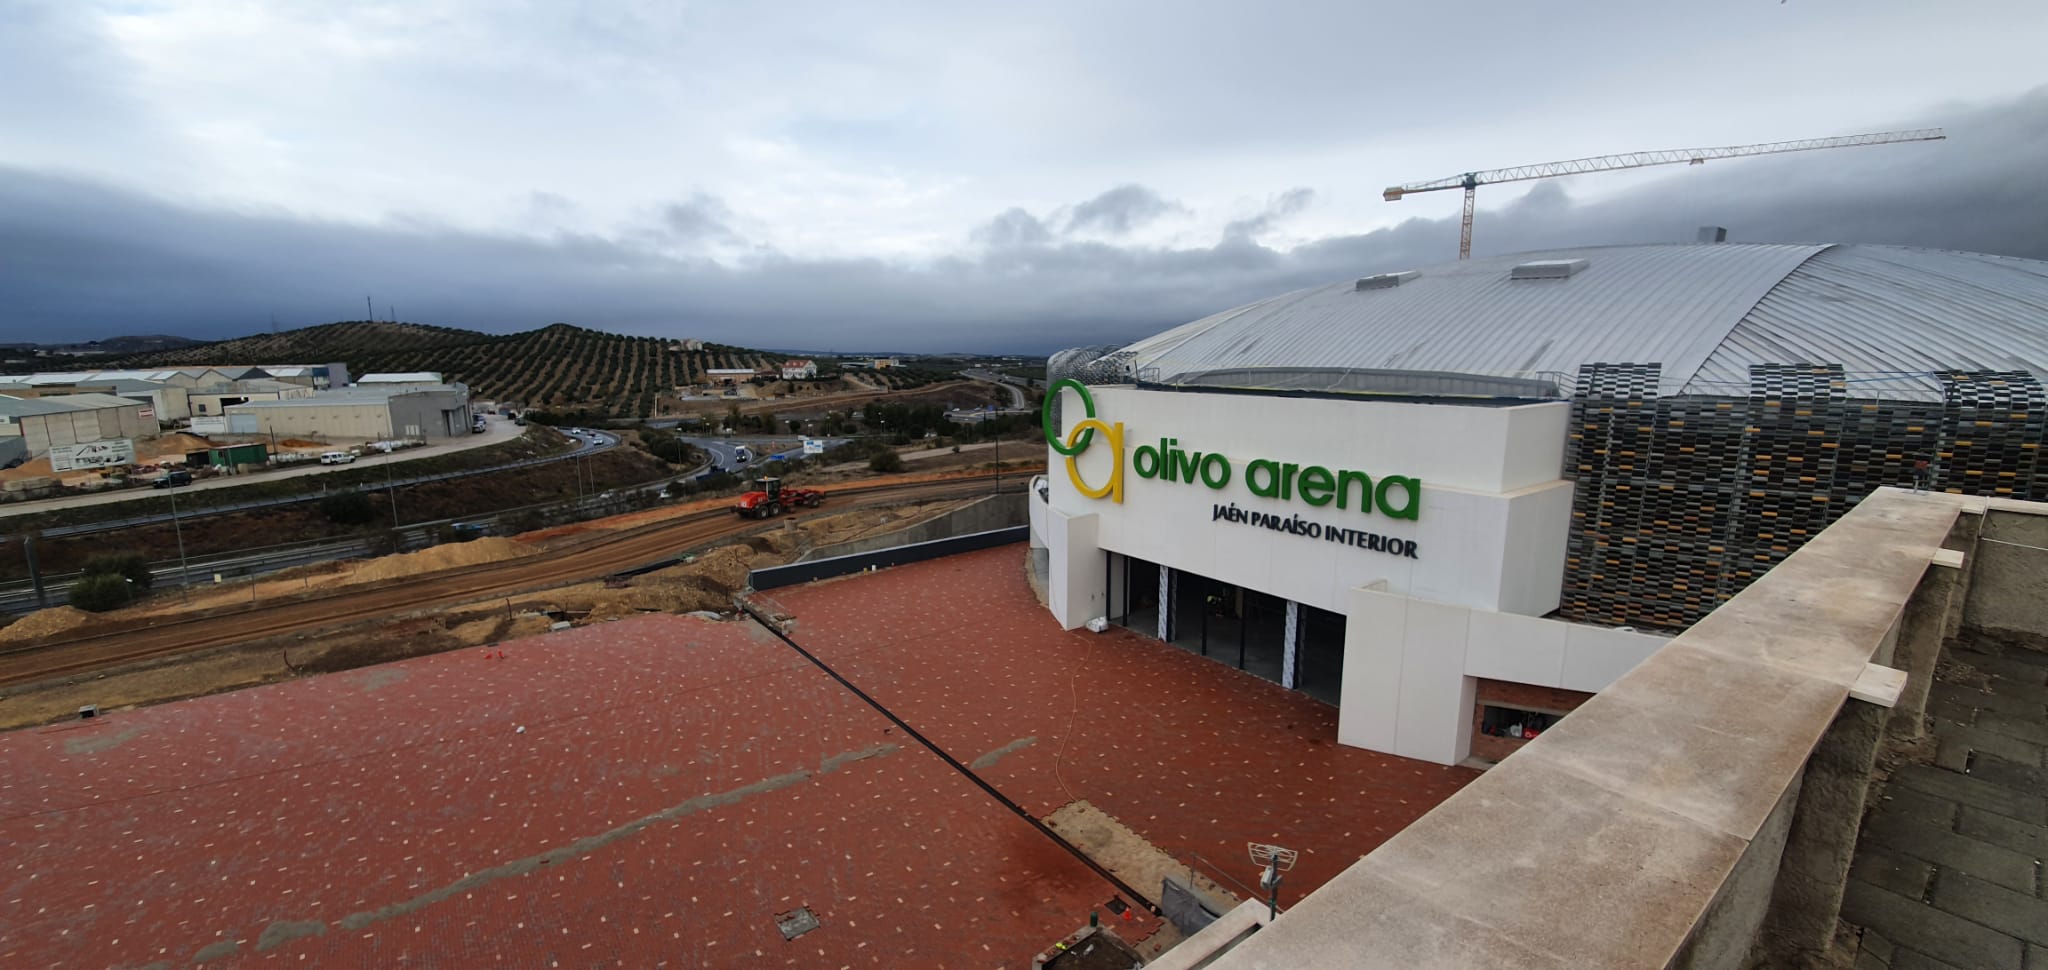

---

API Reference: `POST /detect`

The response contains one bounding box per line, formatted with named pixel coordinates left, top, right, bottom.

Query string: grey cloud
left=659, top=192, right=741, bottom=243
left=1223, top=187, right=1316, bottom=241
left=4, top=90, right=2045, bottom=355
left=1061, top=184, right=1184, bottom=235
left=972, top=207, right=1052, bottom=249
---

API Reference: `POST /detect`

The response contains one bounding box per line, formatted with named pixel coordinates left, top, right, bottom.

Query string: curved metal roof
left=1109, top=243, right=2048, bottom=400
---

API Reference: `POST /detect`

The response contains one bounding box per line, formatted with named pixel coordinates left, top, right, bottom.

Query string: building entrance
left=1104, top=556, right=1342, bottom=703
left=1108, top=555, right=1163, bottom=637
left=1165, top=571, right=1288, bottom=686
left=1296, top=605, right=1346, bottom=707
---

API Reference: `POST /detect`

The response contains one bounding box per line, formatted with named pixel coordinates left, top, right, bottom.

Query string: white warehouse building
left=1032, top=241, right=2048, bottom=766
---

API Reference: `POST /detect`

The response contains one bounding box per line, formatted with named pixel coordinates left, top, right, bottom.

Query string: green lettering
left=1336, top=470, right=1372, bottom=510
left=1247, top=459, right=1281, bottom=498
left=1280, top=463, right=1299, bottom=501
left=1200, top=453, right=1231, bottom=489
left=1133, top=445, right=1161, bottom=479
left=1298, top=465, right=1334, bottom=506
left=1172, top=449, right=1203, bottom=483
left=1376, top=476, right=1422, bottom=520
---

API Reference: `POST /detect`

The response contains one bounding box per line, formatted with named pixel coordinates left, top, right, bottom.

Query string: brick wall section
left=1471, top=679, right=1596, bottom=763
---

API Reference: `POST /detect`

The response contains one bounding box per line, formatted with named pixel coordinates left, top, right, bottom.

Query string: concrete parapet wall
left=1961, top=505, right=2048, bottom=646
left=801, top=493, right=1026, bottom=562
left=1207, top=489, right=2008, bottom=970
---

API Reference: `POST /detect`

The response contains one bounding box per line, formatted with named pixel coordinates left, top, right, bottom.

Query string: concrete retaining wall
left=800, top=493, right=1026, bottom=562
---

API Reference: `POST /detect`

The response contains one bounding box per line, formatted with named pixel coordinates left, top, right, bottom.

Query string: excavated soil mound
left=680, top=544, right=757, bottom=593
left=350, top=538, right=536, bottom=584
left=0, top=606, right=99, bottom=643
left=278, top=438, right=327, bottom=449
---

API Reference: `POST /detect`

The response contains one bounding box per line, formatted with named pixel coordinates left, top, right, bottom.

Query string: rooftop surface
left=1094, top=243, right=2048, bottom=400
left=0, top=543, right=1472, bottom=966
left=1845, top=635, right=2048, bottom=969
left=763, top=544, right=1476, bottom=898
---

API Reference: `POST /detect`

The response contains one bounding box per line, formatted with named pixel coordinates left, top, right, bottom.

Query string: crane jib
left=1382, top=127, right=1945, bottom=260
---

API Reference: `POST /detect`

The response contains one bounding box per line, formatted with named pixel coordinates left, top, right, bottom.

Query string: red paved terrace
left=0, top=544, right=1474, bottom=967
left=764, top=545, right=1476, bottom=901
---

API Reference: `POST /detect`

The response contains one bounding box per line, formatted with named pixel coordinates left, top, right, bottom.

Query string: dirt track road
left=1, top=475, right=1023, bottom=689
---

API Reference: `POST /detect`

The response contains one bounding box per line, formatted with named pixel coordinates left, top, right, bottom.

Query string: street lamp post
left=167, top=490, right=191, bottom=602
left=5, top=535, right=49, bottom=609
left=385, top=457, right=399, bottom=524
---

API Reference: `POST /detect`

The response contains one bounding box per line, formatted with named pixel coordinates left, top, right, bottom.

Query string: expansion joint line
left=736, top=600, right=1161, bottom=916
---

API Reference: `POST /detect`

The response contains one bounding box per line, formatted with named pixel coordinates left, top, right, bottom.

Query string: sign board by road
left=49, top=439, right=136, bottom=472
left=802, top=438, right=826, bottom=455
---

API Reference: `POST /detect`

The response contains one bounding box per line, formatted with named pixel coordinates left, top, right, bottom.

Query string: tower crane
left=1383, top=128, right=1946, bottom=259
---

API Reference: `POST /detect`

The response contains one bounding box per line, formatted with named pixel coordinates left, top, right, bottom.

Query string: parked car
left=320, top=451, right=356, bottom=465
left=153, top=470, right=193, bottom=488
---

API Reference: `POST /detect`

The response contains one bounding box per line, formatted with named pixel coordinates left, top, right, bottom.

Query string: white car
left=320, top=451, right=356, bottom=465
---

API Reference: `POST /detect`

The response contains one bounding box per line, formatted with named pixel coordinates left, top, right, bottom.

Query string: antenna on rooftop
left=1248, top=842, right=1297, bottom=920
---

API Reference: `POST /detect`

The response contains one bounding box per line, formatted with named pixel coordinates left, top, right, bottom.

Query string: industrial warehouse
left=1032, top=240, right=2048, bottom=766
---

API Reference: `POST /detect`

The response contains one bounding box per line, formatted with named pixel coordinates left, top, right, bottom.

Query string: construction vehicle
left=732, top=477, right=825, bottom=518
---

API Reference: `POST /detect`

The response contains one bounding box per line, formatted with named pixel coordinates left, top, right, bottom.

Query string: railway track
left=0, top=474, right=1029, bottom=690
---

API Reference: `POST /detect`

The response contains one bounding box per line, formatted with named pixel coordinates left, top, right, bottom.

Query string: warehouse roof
left=0, top=396, right=84, bottom=418
left=1096, top=243, right=2048, bottom=400
left=357, top=372, right=442, bottom=383
left=33, top=393, right=144, bottom=410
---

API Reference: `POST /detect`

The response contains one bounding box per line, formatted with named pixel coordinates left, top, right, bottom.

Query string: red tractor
left=733, top=477, right=824, bottom=518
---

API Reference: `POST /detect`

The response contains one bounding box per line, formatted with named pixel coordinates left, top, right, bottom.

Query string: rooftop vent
left=1509, top=258, right=1590, bottom=281
left=1697, top=226, right=1728, bottom=243
left=1355, top=270, right=1420, bottom=291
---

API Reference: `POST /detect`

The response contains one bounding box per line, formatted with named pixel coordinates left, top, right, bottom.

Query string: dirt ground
left=0, top=498, right=978, bottom=731
left=0, top=431, right=294, bottom=489
left=1042, top=800, right=1243, bottom=961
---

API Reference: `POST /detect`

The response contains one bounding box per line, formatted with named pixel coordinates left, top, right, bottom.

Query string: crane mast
left=1384, top=128, right=1946, bottom=259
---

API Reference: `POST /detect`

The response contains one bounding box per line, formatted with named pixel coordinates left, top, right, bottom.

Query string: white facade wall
left=1043, top=387, right=1572, bottom=618
left=231, top=403, right=396, bottom=440
left=1337, top=591, right=1668, bottom=763
left=1033, top=385, right=1668, bottom=765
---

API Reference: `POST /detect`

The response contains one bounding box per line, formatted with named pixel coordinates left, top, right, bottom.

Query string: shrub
left=68, top=573, right=134, bottom=612
left=82, top=553, right=152, bottom=592
left=868, top=451, right=905, bottom=474
left=320, top=491, right=377, bottom=525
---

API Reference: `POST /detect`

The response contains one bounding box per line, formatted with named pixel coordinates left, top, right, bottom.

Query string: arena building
left=1031, top=241, right=2048, bottom=765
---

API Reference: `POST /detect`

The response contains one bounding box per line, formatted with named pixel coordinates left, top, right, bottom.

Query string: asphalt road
left=961, top=369, right=1031, bottom=409
left=681, top=436, right=836, bottom=474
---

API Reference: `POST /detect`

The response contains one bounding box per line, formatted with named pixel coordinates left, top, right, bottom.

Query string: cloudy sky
left=5, top=0, right=2047, bottom=352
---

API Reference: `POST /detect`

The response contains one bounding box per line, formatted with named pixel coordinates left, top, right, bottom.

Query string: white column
left=1282, top=600, right=1301, bottom=689
left=1045, top=507, right=1105, bottom=630
left=1157, top=566, right=1173, bottom=642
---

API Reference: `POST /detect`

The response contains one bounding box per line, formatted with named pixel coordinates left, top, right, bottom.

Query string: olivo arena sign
left=1043, top=379, right=1424, bottom=558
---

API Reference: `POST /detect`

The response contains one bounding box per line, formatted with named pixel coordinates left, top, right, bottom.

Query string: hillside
left=110, top=321, right=944, bottom=415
